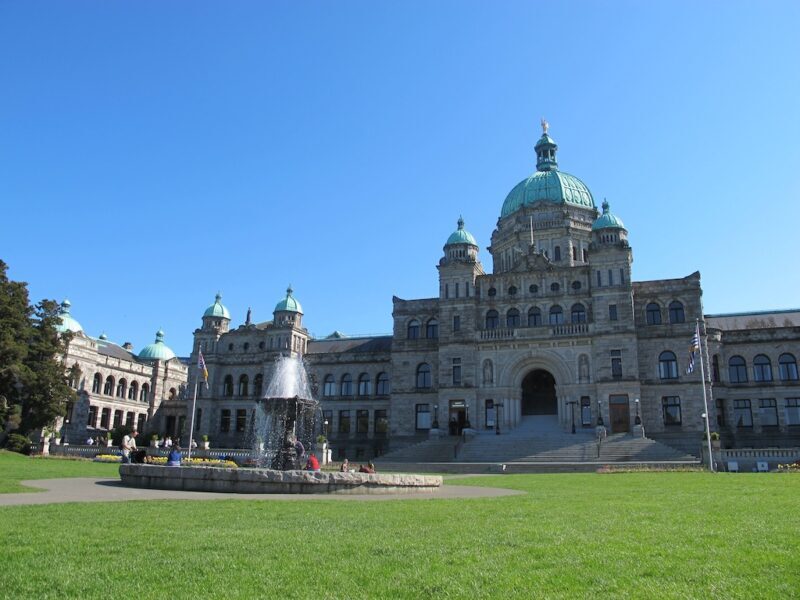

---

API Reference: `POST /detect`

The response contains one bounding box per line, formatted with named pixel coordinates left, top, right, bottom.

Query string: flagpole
left=187, top=378, right=198, bottom=461
left=696, top=319, right=714, bottom=472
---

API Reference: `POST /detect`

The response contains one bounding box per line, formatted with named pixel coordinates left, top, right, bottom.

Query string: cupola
left=55, top=299, right=83, bottom=334
left=138, top=329, right=177, bottom=361
left=274, top=286, right=303, bottom=327
left=592, top=200, right=628, bottom=245
left=443, top=216, right=479, bottom=262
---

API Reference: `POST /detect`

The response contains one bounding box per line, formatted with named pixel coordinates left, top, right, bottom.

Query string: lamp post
left=634, top=398, right=641, bottom=425
left=432, top=404, right=439, bottom=429
left=323, top=419, right=329, bottom=440
left=496, top=402, right=504, bottom=435
left=567, top=400, right=577, bottom=434
left=597, top=398, right=604, bottom=426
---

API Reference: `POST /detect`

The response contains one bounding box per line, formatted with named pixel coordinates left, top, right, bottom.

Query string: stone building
left=183, top=125, right=799, bottom=458
left=55, top=300, right=188, bottom=443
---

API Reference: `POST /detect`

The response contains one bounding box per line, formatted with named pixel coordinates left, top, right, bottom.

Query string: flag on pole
left=197, top=350, right=209, bottom=388
left=686, top=325, right=700, bottom=374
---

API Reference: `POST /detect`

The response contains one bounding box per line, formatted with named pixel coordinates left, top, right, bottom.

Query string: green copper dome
left=445, top=216, right=478, bottom=247
left=592, top=200, right=626, bottom=231
left=500, top=124, right=595, bottom=218
left=274, top=286, right=303, bottom=314
left=56, top=299, right=83, bottom=334
left=138, top=329, right=177, bottom=361
left=203, top=293, right=230, bottom=319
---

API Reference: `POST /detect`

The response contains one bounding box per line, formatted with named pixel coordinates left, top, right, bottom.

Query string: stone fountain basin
left=119, top=464, right=442, bottom=495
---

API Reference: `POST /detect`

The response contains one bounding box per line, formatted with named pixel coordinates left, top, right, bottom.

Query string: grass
left=0, top=453, right=798, bottom=598
left=0, top=450, right=119, bottom=493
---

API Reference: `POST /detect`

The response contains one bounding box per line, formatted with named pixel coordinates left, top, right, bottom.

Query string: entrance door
left=609, top=395, right=630, bottom=433
left=522, top=370, right=557, bottom=415
left=449, top=400, right=466, bottom=435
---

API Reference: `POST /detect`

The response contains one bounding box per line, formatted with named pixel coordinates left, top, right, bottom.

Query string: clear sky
left=1, top=1, right=799, bottom=357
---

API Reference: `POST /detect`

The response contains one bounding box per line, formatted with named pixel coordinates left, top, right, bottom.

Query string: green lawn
left=0, top=459, right=798, bottom=599
left=0, top=450, right=119, bottom=493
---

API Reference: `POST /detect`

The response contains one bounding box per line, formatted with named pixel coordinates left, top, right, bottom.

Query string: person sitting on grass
left=305, top=454, right=320, bottom=472
left=358, top=462, right=375, bottom=474
left=167, top=445, right=182, bottom=467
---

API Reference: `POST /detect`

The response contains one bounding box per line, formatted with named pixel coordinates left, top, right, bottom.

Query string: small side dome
left=98, top=332, right=108, bottom=341
left=592, top=200, right=626, bottom=231
left=275, top=286, right=303, bottom=314
left=138, top=329, right=177, bottom=361
left=203, top=293, right=231, bottom=319
left=56, top=299, right=83, bottom=334
left=445, top=216, right=478, bottom=247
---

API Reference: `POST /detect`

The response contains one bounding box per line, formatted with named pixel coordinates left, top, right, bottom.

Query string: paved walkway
left=0, top=477, right=522, bottom=506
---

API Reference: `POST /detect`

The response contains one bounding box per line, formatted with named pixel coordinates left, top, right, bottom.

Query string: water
left=251, top=355, right=319, bottom=469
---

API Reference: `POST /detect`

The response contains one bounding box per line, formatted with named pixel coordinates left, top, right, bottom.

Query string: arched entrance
left=522, top=369, right=557, bottom=415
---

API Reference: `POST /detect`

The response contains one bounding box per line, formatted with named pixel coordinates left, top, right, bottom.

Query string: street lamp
left=567, top=400, right=577, bottom=434
left=432, top=404, right=439, bottom=429
left=597, top=398, right=604, bottom=426
left=495, top=402, right=504, bottom=435
left=634, top=398, right=641, bottom=425
left=323, top=419, right=329, bottom=440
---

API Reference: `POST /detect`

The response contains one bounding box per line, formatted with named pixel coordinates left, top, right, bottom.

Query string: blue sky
left=1, top=1, right=799, bottom=356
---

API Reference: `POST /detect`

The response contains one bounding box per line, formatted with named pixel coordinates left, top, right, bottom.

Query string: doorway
left=522, top=370, right=557, bottom=415
left=449, top=400, right=466, bottom=435
left=609, top=395, right=630, bottom=433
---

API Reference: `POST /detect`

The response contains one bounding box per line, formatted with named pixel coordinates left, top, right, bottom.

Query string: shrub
left=6, top=433, right=32, bottom=454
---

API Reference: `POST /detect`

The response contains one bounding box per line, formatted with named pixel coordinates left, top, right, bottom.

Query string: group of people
left=339, top=459, right=376, bottom=474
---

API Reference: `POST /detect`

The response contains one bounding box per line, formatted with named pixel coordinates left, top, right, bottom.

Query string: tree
left=0, top=261, right=76, bottom=436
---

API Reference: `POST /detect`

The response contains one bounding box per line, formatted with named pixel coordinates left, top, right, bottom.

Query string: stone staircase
left=375, top=416, right=700, bottom=472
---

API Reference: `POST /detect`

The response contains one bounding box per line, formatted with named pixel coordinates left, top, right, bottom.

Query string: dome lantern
left=535, top=118, right=558, bottom=172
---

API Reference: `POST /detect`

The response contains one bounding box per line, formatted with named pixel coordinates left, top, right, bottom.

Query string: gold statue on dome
left=541, top=118, right=549, bottom=134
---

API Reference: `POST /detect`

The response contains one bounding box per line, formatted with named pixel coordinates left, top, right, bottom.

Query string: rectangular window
left=758, top=398, right=778, bottom=427
left=611, top=350, right=622, bottom=379
left=452, top=358, right=462, bottom=386
left=662, top=396, right=681, bottom=425
left=374, top=409, right=388, bottom=434
left=113, top=410, right=123, bottom=428
left=356, top=409, right=369, bottom=434
left=100, top=407, right=110, bottom=429
left=136, top=414, right=146, bottom=433
left=196, top=409, right=202, bottom=430
left=220, top=409, right=231, bottom=433
left=453, top=315, right=461, bottom=331
left=734, top=400, right=753, bottom=428
left=87, top=405, right=98, bottom=428
left=715, top=398, right=726, bottom=428
left=785, top=399, right=800, bottom=426
left=445, top=283, right=449, bottom=299
left=465, top=282, right=470, bottom=297
left=415, top=404, right=431, bottom=430
left=455, top=283, right=459, bottom=298
left=596, top=270, right=602, bottom=287
left=619, top=268, right=625, bottom=284
left=581, top=396, right=592, bottom=426
left=125, top=411, right=134, bottom=428
left=236, top=409, right=247, bottom=432
left=609, top=304, right=618, bottom=321
left=608, top=269, right=614, bottom=286
left=338, top=410, right=351, bottom=434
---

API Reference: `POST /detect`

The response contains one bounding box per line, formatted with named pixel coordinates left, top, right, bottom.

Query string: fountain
left=120, top=354, right=441, bottom=494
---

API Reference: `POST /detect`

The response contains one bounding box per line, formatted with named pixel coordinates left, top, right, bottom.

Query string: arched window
left=668, top=301, right=685, bottom=324
left=128, top=381, right=138, bottom=400
left=508, top=286, right=517, bottom=296
left=658, top=351, right=678, bottom=379
left=238, top=374, right=249, bottom=396
left=92, top=373, right=102, bottom=394
left=571, top=280, right=581, bottom=291
left=549, top=305, right=564, bottom=325
left=341, top=373, right=353, bottom=396
left=254, top=374, right=263, bottom=397
left=416, top=363, right=432, bottom=389
left=529, top=284, right=538, bottom=294
left=729, top=356, right=748, bottom=383
left=571, top=303, right=586, bottom=323
left=528, top=307, right=542, bottom=327
left=779, top=353, right=799, bottom=381
left=506, top=308, right=520, bottom=328
left=554, top=246, right=561, bottom=261
left=116, top=379, right=127, bottom=398
left=550, top=282, right=560, bottom=292
left=426, top=319, right=439, bottom=339
left=753, top=354, right=772, bottom=382
left=358, top=373, right=370, bottom=396
left=223, top=375, right=234, bottom=397
left=488, top=287, right=497, bottom=297
left=485, top=310, right=499, bottom=329
left=646, top=303, right=661, bottom=325
left=407, top=319, right=420, bottom=340
left=323, top=375, right=335, bottom=397
left=140, top=383, right=149, bottom=403
left=104, top=376, right=114, bottom=396
left=376, top=372, right=390, bottom=395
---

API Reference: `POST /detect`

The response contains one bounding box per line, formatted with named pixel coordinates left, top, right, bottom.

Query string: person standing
left=121, top=430, right=138, bottom=464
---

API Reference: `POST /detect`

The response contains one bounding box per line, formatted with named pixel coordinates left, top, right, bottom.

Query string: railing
left=479, top=322, right=591, bottom=342
left=479, top=328, right=515, bottom=340
left=552, top=323, right=589, bottom=336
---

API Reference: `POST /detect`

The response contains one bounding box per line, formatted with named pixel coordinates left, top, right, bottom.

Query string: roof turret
left=203, top=293, right=230, bottom=320
left=592, top=200, right=626, bottom=231
left=445, top=216, right=478, bottom=247
left=274, top=286, right=303, bottom=314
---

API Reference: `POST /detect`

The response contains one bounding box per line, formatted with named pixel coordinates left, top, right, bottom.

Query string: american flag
left=686, top=325, right=700, bottom=374
left=197, top=349, right=209, bottom=388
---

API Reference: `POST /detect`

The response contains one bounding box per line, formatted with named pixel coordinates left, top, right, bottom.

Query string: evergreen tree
left=0, top=261, right=76, bottom=435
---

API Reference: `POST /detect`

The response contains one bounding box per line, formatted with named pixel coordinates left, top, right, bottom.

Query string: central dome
left=500, top=125, right=595, bottom=218
left=501, top=170, right=594, bottom=217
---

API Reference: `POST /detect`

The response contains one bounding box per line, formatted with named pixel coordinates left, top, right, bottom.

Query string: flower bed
left=94, top=455, right=121, bottom=463
left=144, top=456, right=237, bottom=468
left=777, top=461, right=800, bottom=472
